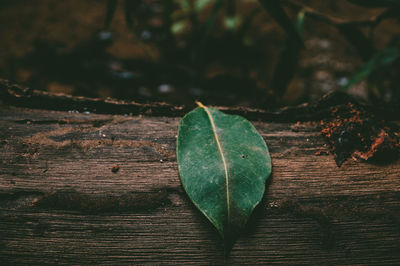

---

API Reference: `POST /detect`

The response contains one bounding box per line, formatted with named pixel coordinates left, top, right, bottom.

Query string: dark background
left=0, top=0, right=399, bottom=108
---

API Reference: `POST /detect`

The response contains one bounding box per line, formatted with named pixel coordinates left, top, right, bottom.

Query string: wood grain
left=1, top=106, right=400, bottom=264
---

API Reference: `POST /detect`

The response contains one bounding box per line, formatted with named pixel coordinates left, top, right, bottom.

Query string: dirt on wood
left=320, top=102, right=400, bottom=166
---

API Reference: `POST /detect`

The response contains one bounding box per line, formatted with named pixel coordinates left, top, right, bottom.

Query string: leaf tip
left=195, top=101, right=206, bottom=108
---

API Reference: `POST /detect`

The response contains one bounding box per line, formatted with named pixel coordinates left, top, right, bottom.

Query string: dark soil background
left=0, top=0, right=399, bottom=108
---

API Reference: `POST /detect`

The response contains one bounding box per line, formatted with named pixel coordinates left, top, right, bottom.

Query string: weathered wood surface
left=2, top=78, right=400, bottom=122
left=0, top=105, right=400, bottom=264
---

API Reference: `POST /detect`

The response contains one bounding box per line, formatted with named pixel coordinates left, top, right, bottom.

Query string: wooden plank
left=0, top=106, right=400, bottom=264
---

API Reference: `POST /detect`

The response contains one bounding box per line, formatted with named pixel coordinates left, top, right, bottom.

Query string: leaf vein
left=196, top=102, right=231, bottom=223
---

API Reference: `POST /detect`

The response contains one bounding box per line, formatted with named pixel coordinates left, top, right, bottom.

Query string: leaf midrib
left=196, top=102, right=230, bottom=222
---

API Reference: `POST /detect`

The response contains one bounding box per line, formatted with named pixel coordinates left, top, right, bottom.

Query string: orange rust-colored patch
left=320, top=102, right=400, bottom=166
left=111, top=164, right=120, bottom=173
left=315, top=150, right=330, bottom=156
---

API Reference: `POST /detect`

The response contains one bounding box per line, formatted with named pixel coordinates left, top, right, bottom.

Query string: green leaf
left=177, top=102, right=272, bottom=248
left=295, top=10, right=305, bottom=35
left=224, top=16, right=242, bottom=31
left=176, top=0, right=191, bottom=13
left=171, top=20, right=187, bottom=34
left=343, top=48, right=400, bottom=90
left=195, top=0, right=214, bottom=13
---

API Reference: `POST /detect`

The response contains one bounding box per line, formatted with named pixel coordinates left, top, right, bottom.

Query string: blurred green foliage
left=343, top=48, right=400, bottom=90
left=104, top=0, right=400, bottom=104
